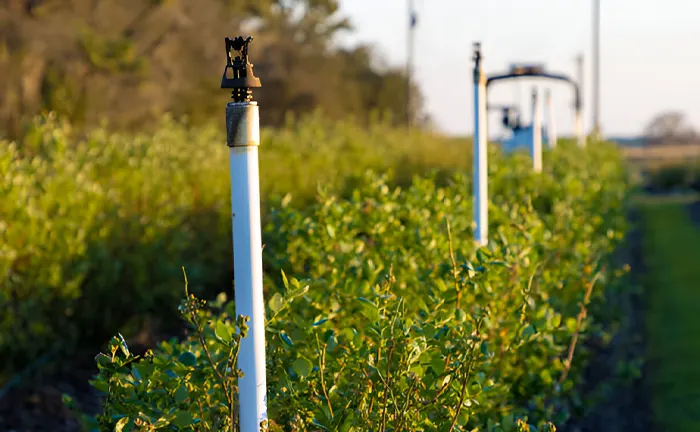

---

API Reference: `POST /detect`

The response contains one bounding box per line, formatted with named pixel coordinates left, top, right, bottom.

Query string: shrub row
left=84, top=138, right=631, bottom=430
left=642, top=163, right=700, bottom=193
left=1, top=112, right=468, bottom=381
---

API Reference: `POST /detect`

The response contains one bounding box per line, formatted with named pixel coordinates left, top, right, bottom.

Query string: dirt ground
left=688, top=199, right=700, bottom=226
left=0, top=353, right=102, bottom=432
left=562, top=207, right=653, bottom=432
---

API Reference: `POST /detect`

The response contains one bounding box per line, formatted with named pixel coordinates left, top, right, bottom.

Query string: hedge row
left=1, top=112, right=468, bottom=380
left=85, top=137, right=631, bottom=430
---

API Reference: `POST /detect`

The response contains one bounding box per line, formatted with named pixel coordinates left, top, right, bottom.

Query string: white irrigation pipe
left=227, top=100, right=268, bottom=431
left=531, top=87, right=543, bottom=172
left=222, top=36, right=268, bottom=431
left=227, top=99, right=268, bottom=431
left=545, top=89, right=557, bottom=149
left=575, top=108, right=585, bottom=147
left=575, top=54, right=586, bottom=147
left=473, top=42, right=488, bottom=246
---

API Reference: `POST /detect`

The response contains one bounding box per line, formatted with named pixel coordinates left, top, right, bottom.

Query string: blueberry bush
left=0, top=112, right=468, bottom=380
left=80, top=136, right=630, bottom=430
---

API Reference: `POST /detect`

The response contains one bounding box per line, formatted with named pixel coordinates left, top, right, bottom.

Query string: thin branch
left=316, top=334, right=334, bottom=418
left=182, top=267, right=234, bottom=417
left=379, top=341, right=395, bottom=432
left=448, top=368, right=470, bottom=431
left=446, top=220, right=461, bottom=308
left=448, top=321, right=482, bottom=431
left=558, top=269, right=603, bottom=386
left=395, top=375, right=419, bottom=432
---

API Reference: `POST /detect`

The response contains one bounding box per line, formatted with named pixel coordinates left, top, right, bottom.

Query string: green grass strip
left=641, top=198, right=700, bottom=431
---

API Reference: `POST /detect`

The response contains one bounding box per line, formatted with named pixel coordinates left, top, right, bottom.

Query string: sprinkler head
left=221, top=36, right=262, bottom=102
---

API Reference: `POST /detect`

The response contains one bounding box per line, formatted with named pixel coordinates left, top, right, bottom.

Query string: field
left=1, top=113, right=639, bottom=430
left=622, top=143, right=700, bottom=193
left=623, top=143, right=700, bottom=168
left=639, top=194, right=700, bottom=432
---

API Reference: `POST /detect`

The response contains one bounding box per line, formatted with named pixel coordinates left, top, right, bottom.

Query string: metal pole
left=406, top=0, right=416, bottom=129
left=531, top=87, right=542, bottom=172
left=575, top=53, right=585, bottom=147
left=473, top=42, right=488, bottom=246
left=545, top=89, right=557, bottom=149
left=221, top=36, right=268, bottom=432
left=592, top=0, right=601, bottom=136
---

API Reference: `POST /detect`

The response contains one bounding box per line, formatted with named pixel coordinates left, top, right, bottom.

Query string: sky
left=336, top=0, right=699, bottom=138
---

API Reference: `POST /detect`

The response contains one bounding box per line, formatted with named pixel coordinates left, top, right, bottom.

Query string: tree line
left=0, top=0, right=428, bottom=138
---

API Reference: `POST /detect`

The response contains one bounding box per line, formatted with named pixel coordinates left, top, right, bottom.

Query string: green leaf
left=115, top=416, right=129, bottom=432
left=551, top=313, right=562, bottom=328
left=410, top=363, right=424, bottom=375
left=480, top=341, right=489, bottom=357
left=61, top=393, right=74, bottom=409
left=178, top=351, right=197, bottom=367
left=356, top=297, right=376, bottom=306
left=522, top=325, right=537, bottom=339
left=174, top=385, right=189, bottom=403
left=171, top=410, right=194, bottom=428
left=356, top=297, right=380, bottom=322
left=502, top=414, right=514, bottom=430
left=269, top=293, right=285, bottom=314
left=131, top=365, right=141, bottom=382
left=281, top=270, right=289, bottom=289
left=430, top=357, right=445, bottom=375
left=312, top=318, right=329, bottom=327
left=293, top=357, right=313, bottom=378
left=95, top=353, right=112, bottom=369
left=326, top=224, right=336, bottom=239
left=457, top=409, right=469, bottom=427
left=117, top=333, right=130, bottom=357
left=89, top=379, right=109, bottom=394
left=279, top=331, right=294, bottom=346
left=215, top=320, right=232, bottom=343
left=477, top=248, right=492, bottom=263
left=133, top=363, right=155, bottom=379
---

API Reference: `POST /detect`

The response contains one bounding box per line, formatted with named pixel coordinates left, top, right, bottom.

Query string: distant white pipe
left=575, top=54, right=586, bottom=147
left=473, top=43, right=488, bottom=246
left=531, top=87, right=542, bottom=172
left=226, top=100, right=268, bottom=431
left=545, top=89, right=557, bottom=149
left=574, top=110, right=585, bottom=147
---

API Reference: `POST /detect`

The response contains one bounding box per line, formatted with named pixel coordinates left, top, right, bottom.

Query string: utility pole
left=592, top=0, right=601, bottom=137
left=406, top=0, right=417, bottom=129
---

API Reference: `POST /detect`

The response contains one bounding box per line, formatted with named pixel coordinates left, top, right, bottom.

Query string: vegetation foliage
left=11, top=116, right=632, bottom=430
left=0, top=0, right=427, bottom=139
left=0, top=2, right=669, bottom=430
left=643, top=163, right=700, bottom=193
left=640, top=199, right=700, bottom=431
left=0, top=112, right=465, bottom=382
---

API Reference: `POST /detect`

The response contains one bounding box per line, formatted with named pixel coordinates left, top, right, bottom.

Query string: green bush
left=645, top=164, right=695, bottom=192
left=0, top=112, right=470, bottom=380
left=689, top=164, right=700, bottom=193
left=86, top=140, right=629, bottom=430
